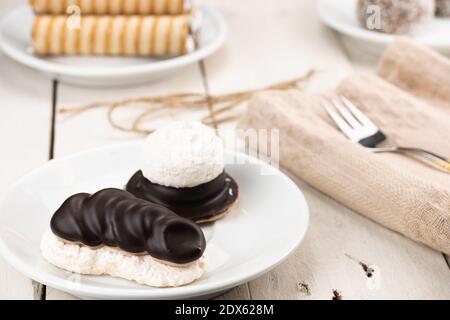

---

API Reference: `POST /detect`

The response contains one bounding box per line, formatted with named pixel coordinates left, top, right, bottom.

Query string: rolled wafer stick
left=29, top=0, right=189, bottom=15
left=32, top=15, right=190, bottom=56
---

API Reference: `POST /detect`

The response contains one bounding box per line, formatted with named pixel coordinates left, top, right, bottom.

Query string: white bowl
left=318, top=0, right=450, bottom=56
left=0, top=143, right=309, bottom=300
left=0, top=6, right=227, bottom=86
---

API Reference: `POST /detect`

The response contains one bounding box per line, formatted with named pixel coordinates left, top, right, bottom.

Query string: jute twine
left=59, top=69, right=316, bottom=135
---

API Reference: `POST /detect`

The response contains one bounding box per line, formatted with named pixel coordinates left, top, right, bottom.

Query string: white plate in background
left=318, top=0, right=450, bottom=56
left=0, top=5, right=227, bottom=87
left=0, top=143, right=309, bottom=300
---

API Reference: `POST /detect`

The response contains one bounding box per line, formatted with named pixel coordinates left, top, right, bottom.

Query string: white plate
left=0, top=6, right=227, bottom=87
left=318, top=0, right=450, bottom=56
left=0, top=143, right=309, bottom=300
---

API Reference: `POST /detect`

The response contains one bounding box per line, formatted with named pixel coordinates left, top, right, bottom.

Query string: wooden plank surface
left=0, top=60, right=51, bottom=301
left=1, top=0, right=449, bottom=300
left=49, top=0, right=450, bottom=300
left=203, top=0, right=450, bottom=300
left=0, top=44, right=52, bottom=301
left=0, top=0, right=54, bottom=300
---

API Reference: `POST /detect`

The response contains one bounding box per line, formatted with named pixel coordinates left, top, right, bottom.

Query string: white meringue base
left=40, top=230, right=205, bottom=288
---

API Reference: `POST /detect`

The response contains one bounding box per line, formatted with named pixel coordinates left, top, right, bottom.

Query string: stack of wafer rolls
left=30, top=0, right=194, bottom=56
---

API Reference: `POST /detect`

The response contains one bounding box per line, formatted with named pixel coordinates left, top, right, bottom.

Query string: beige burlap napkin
left=238, top=40, right=450, bottom=254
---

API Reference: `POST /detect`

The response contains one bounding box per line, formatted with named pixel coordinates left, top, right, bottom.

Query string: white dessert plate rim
left=0, top=142, right=309, bottom=299
left=0, top=5, right=227, bottom=78
left=317, top=0, right=450, bottom=48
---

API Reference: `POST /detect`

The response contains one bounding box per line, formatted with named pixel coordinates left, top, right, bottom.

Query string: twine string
left=59, top=69, right=316, bottom=135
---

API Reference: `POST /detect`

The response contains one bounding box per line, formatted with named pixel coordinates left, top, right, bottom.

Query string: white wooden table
left=1, top=0, right=449, bottom=300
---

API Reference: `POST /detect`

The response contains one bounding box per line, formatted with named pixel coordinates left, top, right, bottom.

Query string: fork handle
left=432, top=159, right=450, bottom=172
left=371, top=147, right=450, bottom=173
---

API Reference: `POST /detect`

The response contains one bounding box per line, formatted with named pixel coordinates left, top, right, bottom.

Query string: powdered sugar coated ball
left=140, top=121, right=224, bottom=188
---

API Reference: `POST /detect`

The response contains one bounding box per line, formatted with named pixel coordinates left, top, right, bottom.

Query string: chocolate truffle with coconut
left=436, top=0, right=450, bottom=17
left=126, top=121, right=239, bottom=224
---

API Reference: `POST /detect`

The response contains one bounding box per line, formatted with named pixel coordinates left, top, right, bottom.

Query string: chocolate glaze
left=50, top=188, right=206, bottom=265
left=126, top=171, right=239, bottom=223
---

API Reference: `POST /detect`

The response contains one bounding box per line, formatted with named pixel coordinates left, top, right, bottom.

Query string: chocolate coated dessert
left=126, top=171, right=239, bottom=223
left=50, top=188, right=206, bottom=265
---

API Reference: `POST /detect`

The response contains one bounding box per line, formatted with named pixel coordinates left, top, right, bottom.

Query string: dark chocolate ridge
left=126, top=171, right=239, bottom=223
left=50, top=188, right=206, bottom=265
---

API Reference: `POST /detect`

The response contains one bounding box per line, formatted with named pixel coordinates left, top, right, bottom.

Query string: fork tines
left=321, top=96, right=386, bottom=147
